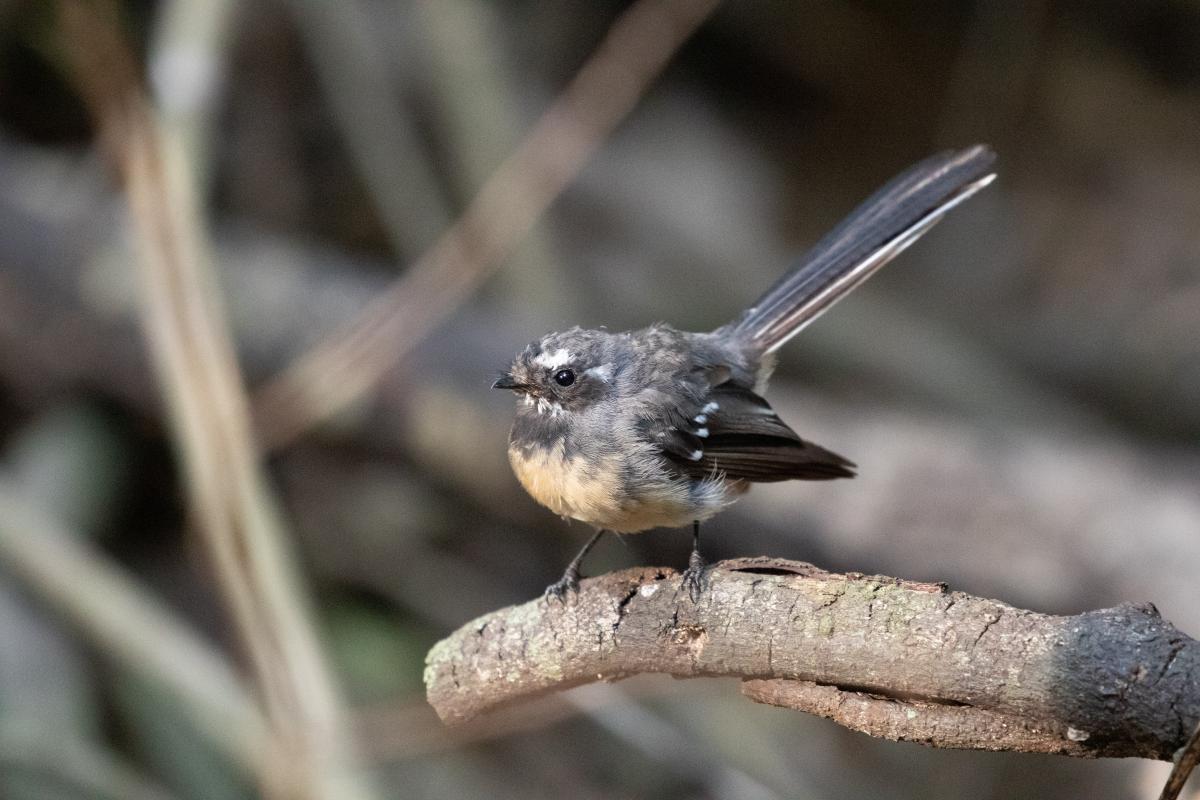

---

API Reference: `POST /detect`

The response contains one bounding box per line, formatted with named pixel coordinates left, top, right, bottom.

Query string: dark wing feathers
left=639, top=387, right=706, bottom=463
left=655, top=425, right=705, bottom=463
left=654, top=384, right=855, bottom=482
left=692, top=434, right=856, bottom=482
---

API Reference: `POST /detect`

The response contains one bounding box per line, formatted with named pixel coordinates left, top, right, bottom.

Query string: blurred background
left=1, top=0, right=1199, bottom=798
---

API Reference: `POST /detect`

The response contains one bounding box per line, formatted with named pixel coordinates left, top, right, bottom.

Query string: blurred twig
left=0, top=482, right=266, bottom=772
left=564, top=684, right=786, bottom=800
left=1158, top=721, right=1200, bottom=800
left=414, top=0, right=571, bottom=311
left=0, top=726, right=181, bottom=800
left=147, top=0, right=236, bottom=197
left=253, top=0, right=721, bottom=448
left=55, top=3, right=373, bottom=798
left=355, top=678, right=700, bottom=761
left=284, top=0, right=454, bottom=257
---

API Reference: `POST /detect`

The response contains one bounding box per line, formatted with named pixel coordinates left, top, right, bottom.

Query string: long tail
left=729, top=145, right=997, bottom=355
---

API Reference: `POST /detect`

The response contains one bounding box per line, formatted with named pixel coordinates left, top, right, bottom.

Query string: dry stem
left=253, top=0, right=721, bottom=447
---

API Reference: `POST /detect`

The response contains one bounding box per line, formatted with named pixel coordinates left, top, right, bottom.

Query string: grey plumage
left=495, top=146, right=997, bottom=594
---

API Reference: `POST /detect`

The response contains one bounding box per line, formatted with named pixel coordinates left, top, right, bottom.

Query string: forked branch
left=425, top=558, right=1199, bottom=760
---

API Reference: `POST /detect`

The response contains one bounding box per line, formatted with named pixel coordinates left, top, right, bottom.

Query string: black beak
left=492, top=373, right=522, bottom=390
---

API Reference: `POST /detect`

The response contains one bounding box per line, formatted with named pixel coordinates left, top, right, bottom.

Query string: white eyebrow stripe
left=533, top=348, right=572, bottom=369
left=587, top=364, right=613, bottom=382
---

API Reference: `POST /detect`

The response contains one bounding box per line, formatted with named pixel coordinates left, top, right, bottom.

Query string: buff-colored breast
left=507, top=439, right=723, bottom=533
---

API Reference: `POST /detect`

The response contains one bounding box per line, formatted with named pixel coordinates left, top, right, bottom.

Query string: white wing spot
left=694, top=414, right=707, bottom=424
left=533, top=348, right=572, bottom=370
left=702, top=402, right=720, bottom=413
left=688, top=450, right=703, bottom=461
left=695, top=428, right=709, bottom=438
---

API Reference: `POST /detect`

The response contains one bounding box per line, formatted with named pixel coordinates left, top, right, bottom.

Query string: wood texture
left=425, top=558, right=1200, bottom=759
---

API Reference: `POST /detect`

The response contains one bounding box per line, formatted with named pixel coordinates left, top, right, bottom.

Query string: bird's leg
left=544, top=529, right=605, bottom=602
left=681, top=520, right=707, bottom=602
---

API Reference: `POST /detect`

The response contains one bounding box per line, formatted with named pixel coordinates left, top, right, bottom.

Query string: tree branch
left=424, top=558, right=1200, bottom=760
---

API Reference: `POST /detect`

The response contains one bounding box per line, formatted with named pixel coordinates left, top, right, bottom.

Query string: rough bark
left=424, top=558, right=1200, bottom=760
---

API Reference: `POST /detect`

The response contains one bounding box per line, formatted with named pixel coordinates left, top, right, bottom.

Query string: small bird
left=494, top=146, right=996, bottom=600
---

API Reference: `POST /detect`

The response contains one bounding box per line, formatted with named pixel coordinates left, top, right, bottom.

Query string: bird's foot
left=680, top=550, right=708, bottom=603
left=543, top=567, right=581, bottom=604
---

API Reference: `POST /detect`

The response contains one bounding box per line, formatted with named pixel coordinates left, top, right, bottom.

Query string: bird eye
left=553, top=369, right=575, bottom=387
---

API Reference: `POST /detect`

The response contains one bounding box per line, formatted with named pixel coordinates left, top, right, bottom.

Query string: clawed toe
left=680, top=520, right=708, bottom=602
left=542, top=530, right=604, bottom=604
left=543, top=570, right=580, bottom=603
left=681, top=562, right=707, bottom=603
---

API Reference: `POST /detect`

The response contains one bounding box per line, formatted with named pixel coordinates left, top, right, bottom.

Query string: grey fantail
left=493, top=146, right=997, bottom=600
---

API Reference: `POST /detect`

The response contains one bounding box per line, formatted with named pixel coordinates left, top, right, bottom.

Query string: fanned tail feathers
left=731, top=145, right=997, bottom=355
